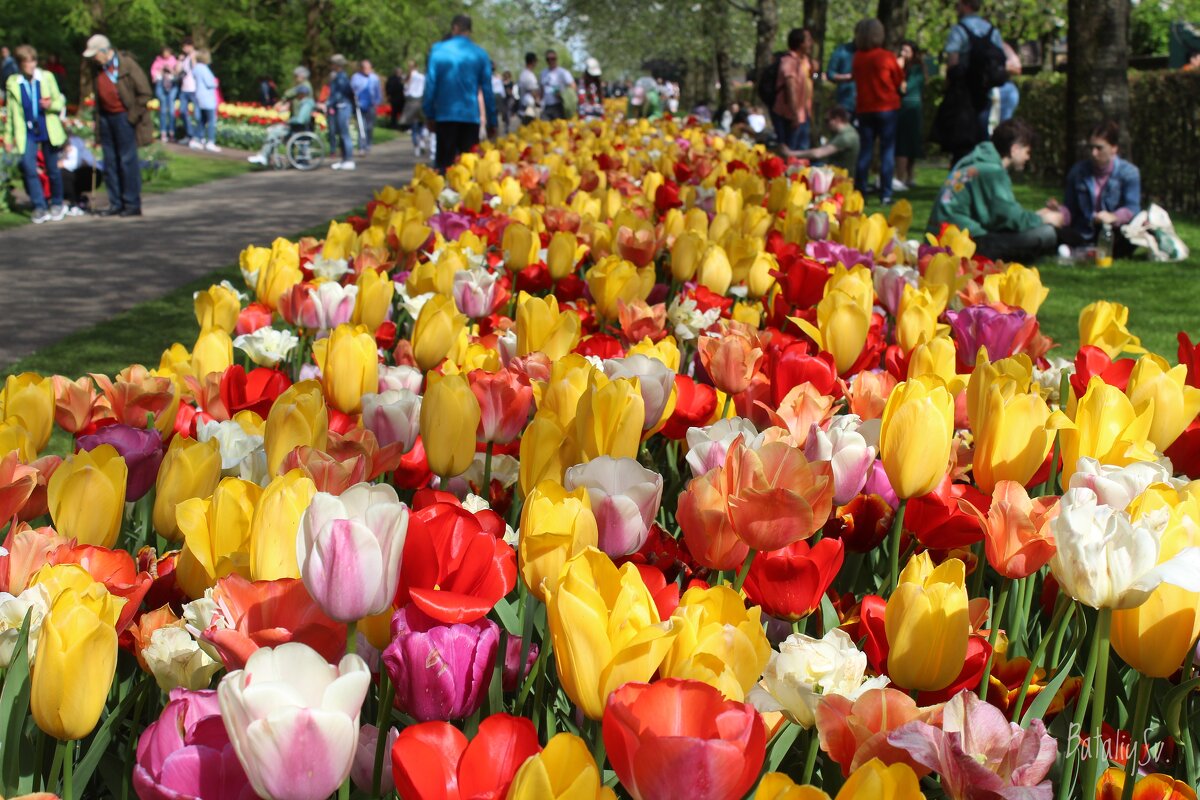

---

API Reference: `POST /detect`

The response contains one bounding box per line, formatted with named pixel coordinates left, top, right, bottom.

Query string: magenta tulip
left=946, top=306, right=1029, bottom=365
left=78, top=423, right=163, bottom=501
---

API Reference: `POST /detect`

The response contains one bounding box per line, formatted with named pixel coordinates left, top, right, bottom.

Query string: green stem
left=1185, top=643, right=1200, bottom=790
left=887, top=499, right=907, bottom=593
left=338, top=775, right=349, bottom=800
left=719, top=392, right=732, bottom=420
left=1121, top=674, right=1154, bottom=800
left=1012, top=597, right=1073, bottom=723
left=1058, top=605, right=1101, bottom=800
left=61, top=739, right=74, bottom=800
left=481, top=441, right=494, bottom=496
left=588, top=718, right=606, bottom=771
left=801, top=728, right=820, bottom=785
left=373, top=670, right=395, bottom=796
left=345, top=619, right=358, bottom=656
left=732, top=549, right=756, bottom=593
left=978, top=578, right=1012, bottom=699
left=1081, top=607, right=1114, bottom=798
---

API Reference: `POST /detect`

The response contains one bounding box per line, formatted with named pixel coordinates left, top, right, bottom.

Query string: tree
left=876, top=0, right=908, bottom=50
left=804, top=0, right=828, bottom=73
left=1066, top=0, right=1131, bottom=162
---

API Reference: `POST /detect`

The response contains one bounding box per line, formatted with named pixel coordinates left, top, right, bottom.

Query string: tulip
left=546, top=548, right=674, bottom=719
left=563, top=456, right=663, bottom=556
left=518, top=480, right=598, bottom=599
left=297, top=483, right=409, bottom=622
left=659, top=585, right=771, bottom=702
left=249, top=470, right=317, bottom=581
left=742, top=537, right=845, bottom=621
left=451, top=267, right=498, bottom=318
left=516, top=293, right=582, bottom=361
left=77, top=423, right=163, bottom=502
left=390, top=714, right=541, bottom=800
left=141, top=624, right=223, bottom=691
left=420, top=373, right=481, bottom=478
left=698, top=323, right=764, bottom=396
left=502, top=220, right=538, bottom=271
left=312, top=281, right=360, bottom=330
left=194, top=283, right=241, bottom=334
left=361, top=389, right=422, bottom=454
left=468, top=368, right=534, bottom=445
left=603, top=354, right=675, bottom=432
left=671, top=230, right=705, bottom=282
left=378, top=364, right=424, bottom=394
left=50, top=374, right=99, bottom=434
left=233, top=327, right=300, bottom=368
left=586, top=256, right=654, bottom=319
left=893, top=286, right=943, bottom=354
left=412, top=294, right=468, bottom=372
left=351, top=267, right=395, bottom=332
left=834, top=760, right=926, bottom=800
left=878, top=377, right=954, bottom=499
left=192, top=328, right=234, bottom=380
left=508, top=732, right=614, bottom=800
left=0, top=450, right=37, bottom=530
left=312, top=323, right=378, bottom=414
left=946, top=306, right=1029, bottom=364
left=1068, top=457, right=1170, bottom=512
left=797, top=290, right=872, bottom=375
left=1125, top=354, right=1200, bottom=451
left=981, top=263, right=1049, bottom=315
left=1095, top=768, right=1197, bottom=800
left=350, top=724, right=399, bottom=794
left=47, top=444, right=128, bottom=549
left=518, top=412, right=570, bottom=497
left=2, top=373, right=54, bottom=452
left=382, top=604, right=499, bottom=722
left=547, top=230, right=581, bottom=280
left=678, top=465, right=750, bottom=571
left=884, top=553, right=969, bottom=692
left=1049, top=377, right=1156, bottom=484
left=803, top=415, right=876, bottom=505
left=696, top=242, right=733, bottom=295
left=265, top=381, right=329, bottom=477
left=218, top=643, right=370, bottom=800
left=603, top=679, right=766, bottom=800
left=573, top=375, right=645, bottom=462
left=685, top=418, right=762, bottom=478
left=723, top=438, right=834, bottom=552
left=971, top=383, right=1053, bottom=493
left=961, top=481, right=1057, bottom=580
left=174, top=477, right=263, bottom=599
left=1079, top=300, right=1144, bottom=359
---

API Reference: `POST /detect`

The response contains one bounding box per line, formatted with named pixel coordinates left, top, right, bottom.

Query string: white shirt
left=405, top=70, right=425, bottom=98
left=491, top=74, right=504, bottom=96
left=540, top=66, right=574, bottom=104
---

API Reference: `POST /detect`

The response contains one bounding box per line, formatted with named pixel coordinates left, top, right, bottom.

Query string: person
left=150, top=46, right=178, bottom=143
left=516, top=52, right=540, bottom=125
left=851, top=18, right=904, bottom=205
left=781, top=106, right=860, bottom=173
left=58, top=135, right=99, bottom=214
left=771, top=28, right=814, bottom=151
left=927, top=118, right=1061, bottom=262
left=826, top=41, right=857, bottom=116
left=0, top=46, right=17, bottom=84
left=4, top=45, right=66, bottom=224
left=190, top=50, right=220, bottom=152
left=490, top=64, right=508, bottom=134
left=324, top=54, right=356, bottom=170
left=386, top=66, right=406, bottom=128
left=178, top=37, right=197, bottom=144
left=423, top=15, right=496, bottom=172
left=247, top=66, right=314, bottom=166
left=540, top=49, right=575, bottom=120
left=84, top=34, right=152, bottom=217
left=400, top=60, right=427, bottom=156
left=43, top=53, right=68, bottom=82
left=997, top=40, right=1021, bottom=122
left=1047, top=120, right=1141, bottom=254
left=502, top=69, right=516, bottom=132
left=351, top=59, right=382, bottom=155
left=894, top=40, right=925, bottom=190
left=258, top=75, right=278, bottom=106
left=936, top=0, right=1006, bottom=164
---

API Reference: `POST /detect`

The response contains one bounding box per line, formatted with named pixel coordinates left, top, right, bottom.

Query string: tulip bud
left=502, top=221, right=538, bottom=272
left=174, top=477, right=262, bottom=599
left=1125, top=354, right=1200, bottom=451
left=573, top=376, right=645, bottom=463
left=2, top=373, right=55, bottom=452
left=194, top=283, right=241, bottom=334
left=47, top=445, right=128, bottom=549
left=516, top=293, right=582, bottom=361
left=265, top=380, right=329, bottom=477
left=518, top=480, right=598, bottom=599
left=420, top=373, right=481, bottom=478
left=547, top=230, right=580, bottom=280
left=585, top=256, right=654, bottom=320
left=351, top=267, right=395, bottom=332
left=452, top=266, right=499, bottom=319
left=249, top=469, right=317, bottom=580
left=361, top=389, right=422, bottom=453
left=412, top=294, right=468, bottom=372
left=313, top=324, right=378, bottom=414
left=884, top=553, right=969, bottom=692
left=879, top=377, right=954, bottom=499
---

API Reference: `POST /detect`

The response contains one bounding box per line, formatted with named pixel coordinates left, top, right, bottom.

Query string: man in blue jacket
left=325, top=54, right=356, bottom=170
left=423, top=15, right=497, bottom=173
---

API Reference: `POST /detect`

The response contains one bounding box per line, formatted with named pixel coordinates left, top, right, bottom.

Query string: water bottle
left=1095, top=223, right=1114, bottom=268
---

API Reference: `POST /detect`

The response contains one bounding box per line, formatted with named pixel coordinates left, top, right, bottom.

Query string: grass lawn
left=867, top=163, right=1200, bottom=358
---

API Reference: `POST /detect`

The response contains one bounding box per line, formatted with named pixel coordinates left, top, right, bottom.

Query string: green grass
left=868, top=163, right=1200, bottom=358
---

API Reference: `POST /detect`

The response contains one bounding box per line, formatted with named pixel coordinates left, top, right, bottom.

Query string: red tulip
left=468, top=369, right=534, bottom=445
left=573, top=333, right=625, bottom=360
left=906, top=478, right=989, bottom=550
left=659, top=375, right=717, bottom=440
left=1165, top=418, right=1200, bottom=479
left=391, top=714, right=540, bottom=800
left=617, top=226, right=658, bottom=268
left=764, top=339, right=842, bottom=407
left=742, top=538, right=844, bottom=621
left=235, top=302, right=274, bottom=336
left=603, top=679, right=766, bottom=800
left=654, top=181, right=683, bottom=212
left=1179, top=332, right=1200, bottom=389
left=219, top=366, right=292, bottom=419
left=1070, top=345, right=1135, bottom=398
left=392, top=502, right=517, bottom=624
left=770, top=253, right=829, bottom=309
left=823, top=493, right=895, bottom=553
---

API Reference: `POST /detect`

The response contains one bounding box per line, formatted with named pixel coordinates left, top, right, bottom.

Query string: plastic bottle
left=1095, top=222, right=1114, bottom=268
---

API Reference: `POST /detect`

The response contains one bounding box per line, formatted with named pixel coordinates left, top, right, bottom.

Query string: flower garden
left=1, top=115, right=1199, bottom=800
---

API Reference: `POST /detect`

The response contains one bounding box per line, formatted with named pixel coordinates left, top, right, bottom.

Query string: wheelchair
left=268, top=122, right=327, bottom=171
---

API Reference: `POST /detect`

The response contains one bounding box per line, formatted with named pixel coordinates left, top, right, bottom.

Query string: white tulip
left=0, top=584, right=50, bottom=667
left=143, top=625, right=223, bottom=691
left=234, top=327, right=300, bottom=367
left=564, top=455, right=664, bottom=556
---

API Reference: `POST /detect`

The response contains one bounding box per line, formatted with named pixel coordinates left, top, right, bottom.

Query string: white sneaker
left=31, top=209, right=50, bottom=224
left=331, top=161, right=343, bottom=170
left=49, top=205, right=67, bottom=221
left=339, top=161, right=356, bottom=170
left=205, top=142, right=222, bottom=153
left=248, top=154, right=267, bottom=165
left=188, top=139, right=203, bottom=150
left=67, top=205, right=86, bottom=217
left=891, top=178, right=908, bottom=192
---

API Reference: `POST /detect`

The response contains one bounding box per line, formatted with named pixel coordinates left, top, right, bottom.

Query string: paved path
left=0, top=139, right=417, bottom=369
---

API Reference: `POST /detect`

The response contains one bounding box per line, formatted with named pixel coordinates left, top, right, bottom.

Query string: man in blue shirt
left=324, top=54, right=356, bottom=170
left=350, top=59, right=383, bottom=156
left=825, top=42, right=856, bottom=116
left=941, top=0, right=1005, bottom=162
left=423, top=14, right=497, bottom=173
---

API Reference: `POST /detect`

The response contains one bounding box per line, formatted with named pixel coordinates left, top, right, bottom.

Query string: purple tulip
left=863, top=460, right=900, bottom=509
left=77, top=423, right=163, bottom=501
left=382, top=604, right=499, bottom=722
left=427, top=212, right=473, bottom=241
left=806, top=210, right=830, bottom=241
left=805, top=239, right=874, bottom=270
left=133, top=688, right=256, bottom=800
left=946, top=305, right=1029, bottom=365
left=503, top=635, right=539, bottom=692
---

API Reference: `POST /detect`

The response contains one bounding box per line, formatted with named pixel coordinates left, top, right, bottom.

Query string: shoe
left=891, top=178, right=908, bottom=192
left=160, top=134, right=168, bottom=143
left=98, top=207, right=124, bottom=217
left=188, top=139, right=203, bottom=150
left=49, top=205, right=67, bottom=221
left=67, top=205, right=86, bottom=217
left=881, top=196, right=893, bottom=206
left=205, top=142, right=222, bottom=153
left=331, top=161, right=343, bottom=170
left=31, top=209, right=50, bottom=224
left=248, top=154, right=267, bottom=165
left=340, top=161, right=356, bottom=170
left=119, top=208, right=143, bottom=217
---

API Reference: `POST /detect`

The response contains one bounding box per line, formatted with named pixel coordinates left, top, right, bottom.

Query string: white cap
left=586, top=57, right=601, bottom=77
left=82, top=34, right=112, bottom=58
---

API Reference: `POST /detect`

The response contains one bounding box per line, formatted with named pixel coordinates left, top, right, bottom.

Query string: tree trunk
left=876, top=0, right=908, bottom=51
left=1066, top=0, right=1131, bottom=164
left=709, top=0, right=732, bottom=111
left=753, top=0, right=780, bottom=82
left=305, top=0, right=330, bottom=88
left=804, top=0, right=829, bottom=75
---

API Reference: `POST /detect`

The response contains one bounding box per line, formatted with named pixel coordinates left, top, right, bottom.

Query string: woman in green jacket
left=3, top=45, right=67, bottom=223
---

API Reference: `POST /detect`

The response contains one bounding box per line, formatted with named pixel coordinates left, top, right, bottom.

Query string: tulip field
left=3, top=115, right=1200, bottom=800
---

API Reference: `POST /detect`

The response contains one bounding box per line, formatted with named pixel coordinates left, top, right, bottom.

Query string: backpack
left=757, top=55, right=782, bottom=108
left=961, top=23, right=1009, bottom=95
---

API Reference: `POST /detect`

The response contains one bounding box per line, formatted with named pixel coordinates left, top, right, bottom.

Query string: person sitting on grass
left=1046, top=119, right=1140, bottom=256
left=248, top=66, right=315, bottom=166
left=779, top=105, right=861, bottom=174
left=927, top=118, right=1062, bottom=263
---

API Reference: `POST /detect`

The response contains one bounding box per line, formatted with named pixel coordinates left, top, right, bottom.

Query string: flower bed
left=1, top=116, right=1199, bottom=800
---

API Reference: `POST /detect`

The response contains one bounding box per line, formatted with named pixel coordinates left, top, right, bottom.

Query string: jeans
left=98, top=110, right=141, bottom=212
left=155, top=82, right=179, bottom=138
left=180, top=91, right=197, bottom=139
left=977, top=224, right=1058, bottom=262
left=198, top=107, right=217, bottom=143
left=19, top=138, right=63, bottom=211
left=770, top=113, right=810, bottom=150
left=329, top=104, right=353, bottom=161
left=998, top=82, right=1020, bottom=122
left=358, top=107, right=376, bottom=152
left=855, top=109, right=899, bottom=201
left=434, top=121, right=479, bottom=172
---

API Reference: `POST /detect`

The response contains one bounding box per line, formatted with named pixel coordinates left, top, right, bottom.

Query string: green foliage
left=1131, top=0, right=1200, bottom=55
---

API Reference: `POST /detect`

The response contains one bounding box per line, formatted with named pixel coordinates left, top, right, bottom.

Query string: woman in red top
left=851, top=18, right=905, bottom=204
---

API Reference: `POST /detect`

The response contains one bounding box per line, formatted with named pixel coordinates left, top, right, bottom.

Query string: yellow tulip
left=352, top=267, right=396, bottom=332
left=153, top=435, right=222, bottom=541
left=406, top=251, right=457, bottom=296
left=732, top=301, right=763, bottom=327
left=517, top=293, right=582, bottom=361
left=193, top=283, right=241, bottom=334
left=1079, top=301, right=1144, bottom=359
left=696, top=242, right=733, bottom=295
left=965, top=352, right=1034, bottom=430
left=312, top=323, right=378, bottom=414
left=972, top=385, right=1053, bottom=493
left=825, top=265, right=874, bottom=318
left=627, top=336, right=682, bottom=373
left=420, top=372, right=481, bottom=478
left=191, top=328, right=234, bottom=380
left=755, top=773, right=831, bottom=800
left=519, top=413, right=571, bottom=497
left=585, top=256, right=654, bottom=319
left=507, top=733, right=616, bottom=800
left=793, top=290, right=870, bottom=376
left=0, top=419, right=35, bottom=463
left=519, top=480, right=598, bottom=599
left=546, top=548, right=675, bottom=719
left=1125, top=354, right=1200, bottom=451
left=397, top=219, right=433, bottom=255
left=707, top=213, right=733, bottom=247
left=573, top=375, right=645, bottom=462
left=837, top=759, right=926, bottom=800
left=264, top=380, right=329, bottom=477
left=547, top=230, right=580, bottom=280
left=895, top=285, right=945, bottom=353
left=1, top=372, right=54, bottom=452
left=660, top=585, right=771, bottom=702
left=747, top=251, right=780, bottom=298
left=879, top=377, right=955, bottom=499
left=47, top=445, right=127, bottom=548
left=684, top=207, right=710, bottom=236
left=254, top=237, right=303, bottom=311
left=906, top=337, right=966, bottom=395
left=175, top=476, right=263, bottom=599
left=981, top=263, right=1050, bottom=315
left=412, top=294, right=468, bottom=372
left=250, top=469, right=318, bottom=580
left=321, top=220, right=357, bottom=260
left=716, top=185, right=744, bottom=224
left=1049, top=376, right=1156, bottom=483
left=889, top=199, right=914, bottom=238
left=502, top=221, right=538, bottom=272
left=239, top=244, right=270, bottom=287
left=920, top=254, right=966, bottom=305
left=885, top=553, right=969, bottom=692
left=928, top=224, right=976, bottom=259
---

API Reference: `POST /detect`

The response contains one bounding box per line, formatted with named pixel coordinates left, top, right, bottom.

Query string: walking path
left=0, top=139, right=417, bottom=370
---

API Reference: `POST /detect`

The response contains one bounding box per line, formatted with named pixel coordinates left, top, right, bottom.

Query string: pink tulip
left=604, top=354, right=676, bottom=431
left=685, top=418, right=763, bottom=478
left=296, top=483, right=409, bottom=622
left=872, top=265, right=918, bottom=317
left=218, top=643, right=371, bottom=800
left=468, top=369, right=534, bottom=445
left=804, top=415, right=877, bottom=505
left=377, top=364, right=424, bottom=394
left=808, top=167, right=835, bottom=196
left=564, top=456, right=664, bottom=556
left=361, top=390, right=422, bottom=453
left=452, top=267, right=499, bottom=318
left=350, top=723, right=399, bottom=794
left=314, top=282, right=358, bottom=330
left=806, top=210, right=830, bottom=241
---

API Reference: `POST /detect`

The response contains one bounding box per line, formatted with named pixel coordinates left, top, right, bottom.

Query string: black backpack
left=757, top=56, right=782, bottom=108
left=961, top=23, right=1009, bottom=95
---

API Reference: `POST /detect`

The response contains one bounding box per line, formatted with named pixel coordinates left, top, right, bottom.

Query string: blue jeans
left=155, top=82, right=179, bottom=138
left=999, top=82, right=1020, bottom=122
left=855, top=109, right=899, bottom=201
left=19, top=138, right=63, bottom=211
left=198, top=107, right=217, bottom=143
left=98, top=111, right=141, bottom=212
left=180, top=91, right=197, bottom=139
left=329, top=104, right=353, bottom=160
left=771, top=112, right=810, bottom=150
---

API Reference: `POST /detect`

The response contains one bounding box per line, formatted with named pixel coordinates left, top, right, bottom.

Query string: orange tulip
left=0, top=450, right=38, bottom=525
left=722, top=438, right=834, bottom=552
left=815, top=688, right=935, bottom=779
left=697, top=322, right=764, bottom=396
left=678, top=466, right=749, bottom=571
left=960, top=481, right=1057, bottom=580
left=50, top=375, right=99, bottom=434
left=1096, top=768, right=1197, bottom=800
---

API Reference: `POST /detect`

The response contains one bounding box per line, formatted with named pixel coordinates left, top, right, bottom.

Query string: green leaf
left=820, top=593, right=839, bottom=638
left=492, top=596, right=521, bottom=636
left=1163, top=676, right=1200, bottom=741
left=765, top=721, right=801, bottom=773
left=0, top=609, right=32, bottom=794
left=1021, top=649, right=1077, bottom=728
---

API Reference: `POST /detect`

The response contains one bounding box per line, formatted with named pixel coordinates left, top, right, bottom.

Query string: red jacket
left=852, top=48, right=904, bottom=114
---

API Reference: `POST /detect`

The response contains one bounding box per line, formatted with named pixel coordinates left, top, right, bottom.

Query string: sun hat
left=586, top=58, right=601, bottom=77
left=82, top=34, right=111, bottom=58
